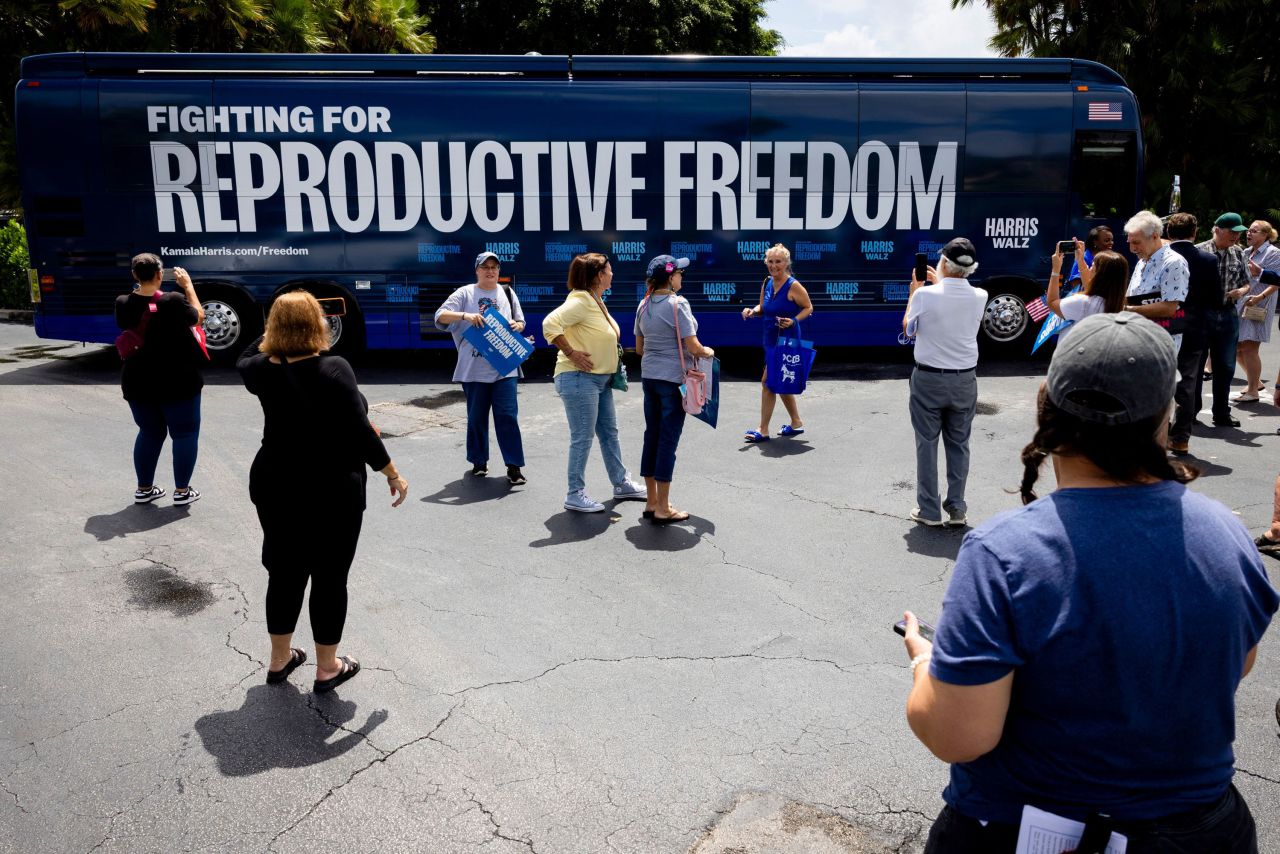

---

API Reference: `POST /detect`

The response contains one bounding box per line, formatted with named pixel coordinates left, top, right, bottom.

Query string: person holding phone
left=1045, top=239, right=1128, bottom=332
left=238, top=292, right=408, bottom=693
left=740, top=243, right=813, bottom=443
left=902, top=238, right=987, bottom=528
left=1065, top=225, right=1114, bottom=288
left=900, top=312, right=1277, bottom=853
left=114, top=253, right=206, bottom=506
left=434, top=251, right=528, bottom=485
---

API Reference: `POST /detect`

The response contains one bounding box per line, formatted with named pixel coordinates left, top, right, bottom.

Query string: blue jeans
left=128, top=394, right=201, bottom=488
left=554, top=370, right=629, bottom=493
left=461, top=378, right=524, bottom=466
left=640, top=378, right=686, bottom=483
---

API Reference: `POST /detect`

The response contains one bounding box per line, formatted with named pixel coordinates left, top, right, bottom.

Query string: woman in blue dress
left=740, top=243, right=813, bottom=443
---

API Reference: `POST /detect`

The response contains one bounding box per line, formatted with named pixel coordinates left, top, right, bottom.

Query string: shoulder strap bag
left=592, top=293, right=628, bottom=392
left=115, top=292, right=161, bottom=360
left=672, top=297, right=707, bottom=415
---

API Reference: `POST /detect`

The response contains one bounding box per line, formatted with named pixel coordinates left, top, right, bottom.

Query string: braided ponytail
left=1019, top=388, right=1197, bottom=504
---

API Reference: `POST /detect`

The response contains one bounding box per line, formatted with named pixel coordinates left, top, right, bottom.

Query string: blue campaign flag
left=462, top=309, right=533, bottom=376
left=1030, top=285, right=1081, bottom=353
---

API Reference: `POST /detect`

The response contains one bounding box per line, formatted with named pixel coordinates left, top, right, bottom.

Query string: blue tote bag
left=765, top=336, right=816, bottom=394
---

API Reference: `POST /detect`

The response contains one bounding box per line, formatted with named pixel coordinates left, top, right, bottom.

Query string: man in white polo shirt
left=903, top=238, right=988, bottom=528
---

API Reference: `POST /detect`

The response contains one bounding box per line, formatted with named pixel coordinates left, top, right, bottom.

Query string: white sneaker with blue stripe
left=564, top=489, right=605, bottom=513
left=612, top=479, right=647, bottom=501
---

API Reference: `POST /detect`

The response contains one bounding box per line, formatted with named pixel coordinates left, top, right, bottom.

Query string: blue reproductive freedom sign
left=462, top=309, right=533, bottom=377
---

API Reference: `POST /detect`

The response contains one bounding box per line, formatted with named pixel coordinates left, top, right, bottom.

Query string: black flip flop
left=651, top=511, right=691, bottom=525
left=266, top=648, right=307, bottom=684
left=314, top=656, right=361, bottom=694
left=642, top=510, right=655, bottom=519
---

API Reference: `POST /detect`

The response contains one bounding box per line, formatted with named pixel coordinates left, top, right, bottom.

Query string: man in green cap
left=1194, top=212, right=1251, bottom=424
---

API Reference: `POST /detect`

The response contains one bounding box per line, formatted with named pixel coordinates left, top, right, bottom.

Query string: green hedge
left=0, top=220, right=29, bottom=310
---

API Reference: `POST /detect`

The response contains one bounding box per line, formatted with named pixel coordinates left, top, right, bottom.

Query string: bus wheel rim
left=983, top=294, right=1029, bottom=343
left=201, top=300, right=242, bottom=350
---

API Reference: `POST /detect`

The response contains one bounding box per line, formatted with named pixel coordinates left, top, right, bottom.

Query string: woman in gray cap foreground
left=899, top=312, right=1278, bottom=853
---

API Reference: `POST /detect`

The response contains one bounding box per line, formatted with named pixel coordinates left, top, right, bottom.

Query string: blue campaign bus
left=16, top=52, right=1142, bottom=359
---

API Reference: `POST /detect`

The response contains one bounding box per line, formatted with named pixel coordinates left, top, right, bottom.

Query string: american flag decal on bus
left=1087, top=102, right=1123, bottom=121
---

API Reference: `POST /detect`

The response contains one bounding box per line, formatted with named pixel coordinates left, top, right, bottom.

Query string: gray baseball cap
left=1046, top=312, right=1176, bottom=425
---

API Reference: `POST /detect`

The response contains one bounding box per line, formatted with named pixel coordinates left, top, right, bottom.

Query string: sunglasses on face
left=478, top=264, right=500, bottom=271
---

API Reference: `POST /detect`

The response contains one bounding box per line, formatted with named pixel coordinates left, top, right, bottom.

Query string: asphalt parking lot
left=2, top=321, right=1278, bottom=853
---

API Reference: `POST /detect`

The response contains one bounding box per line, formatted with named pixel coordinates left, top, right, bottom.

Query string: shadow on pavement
left=902, top=524, right=965, bottom=560
left=1179, top=455, right=1232, bottom=478
left=194, top=682, right=387, bottom=776
left=623, top=514, right=715, bottom=551
left=530, top=509, right=621, bottom=547
left=421, top=475, right=519, bottom=506
left=84, top=503, right=194, bottom=541
left=738, top=439, right=814, bottom=457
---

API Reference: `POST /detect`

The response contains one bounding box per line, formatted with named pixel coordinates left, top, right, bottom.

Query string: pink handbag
left=672, top=298, right=707, bottom=415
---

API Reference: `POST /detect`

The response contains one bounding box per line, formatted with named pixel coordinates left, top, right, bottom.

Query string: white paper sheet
left=1015, top=805, right=1127, bottom=854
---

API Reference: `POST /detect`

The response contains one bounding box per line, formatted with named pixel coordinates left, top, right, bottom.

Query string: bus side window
left=963, top=89, right=1072, bottom=193
left=1071, top=131, right=1137, bottom=219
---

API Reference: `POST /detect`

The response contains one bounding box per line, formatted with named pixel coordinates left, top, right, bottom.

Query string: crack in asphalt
left=266, top=702, right=463, bottom=851
left=465, top=788, right=538, bottom=852
left=443, top=652, right=863, bottom=699
left=1236, top=765, right=1280, bottom=786
left=23, top=701, right=151, bottom=748
left=220, top=577, right=265, bottom=677
left=1, top=777, right=26, bottom=814
left=699, top=535, right=795, bottom=586
left=773, top=592, right=831, bottom=623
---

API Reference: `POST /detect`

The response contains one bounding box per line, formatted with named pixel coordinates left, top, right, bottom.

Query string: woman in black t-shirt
left=114, top=253, right=206, bottom=505
left=238, top=291, right=408, bottom=693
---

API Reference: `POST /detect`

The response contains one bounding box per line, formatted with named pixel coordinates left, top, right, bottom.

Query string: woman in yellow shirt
left=542, top=253, right=646, bottom=513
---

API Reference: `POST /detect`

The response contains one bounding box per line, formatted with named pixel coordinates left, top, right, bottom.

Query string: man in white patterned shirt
left=1125, top=210, right=1190, bottom=353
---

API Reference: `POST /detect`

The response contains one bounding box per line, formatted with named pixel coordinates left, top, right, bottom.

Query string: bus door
left=1068, top=128, right=1139, bottom=252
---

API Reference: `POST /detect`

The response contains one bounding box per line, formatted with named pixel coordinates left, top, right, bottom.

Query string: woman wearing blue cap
left=434, top=251, right=527, bottom=485
left=634, top=255, right=714, bottom=523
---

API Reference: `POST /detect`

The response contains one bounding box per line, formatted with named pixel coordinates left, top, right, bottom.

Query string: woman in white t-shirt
left=1047, top=240, right=1129, bottom=328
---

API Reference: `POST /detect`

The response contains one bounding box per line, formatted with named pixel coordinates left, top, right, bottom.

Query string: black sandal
left=313, top=656, right=361, bottom=693
left=266, top=648, right=307, bottom=684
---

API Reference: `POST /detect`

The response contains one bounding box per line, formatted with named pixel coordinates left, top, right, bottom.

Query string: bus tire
left=979, top=281, right=1041, bottom=358
left=200, top=286, right=261, bottom=364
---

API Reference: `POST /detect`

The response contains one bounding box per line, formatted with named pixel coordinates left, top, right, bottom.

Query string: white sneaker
left=134, top=485, right=166, bottom=504
left=564, top=489, right=605, bottom=513
left=173, top=487, right=201, bottom=506
left=909, top=508, right=944, bottom=527
left=612, top=479, right=647, bottom=501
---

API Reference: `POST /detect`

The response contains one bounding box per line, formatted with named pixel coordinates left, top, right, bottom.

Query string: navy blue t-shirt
left=931, top=481, right=1278, bottom=825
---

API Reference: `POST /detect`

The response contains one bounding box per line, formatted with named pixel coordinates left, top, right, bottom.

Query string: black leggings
left=257, top=506, right=363, bottom=645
